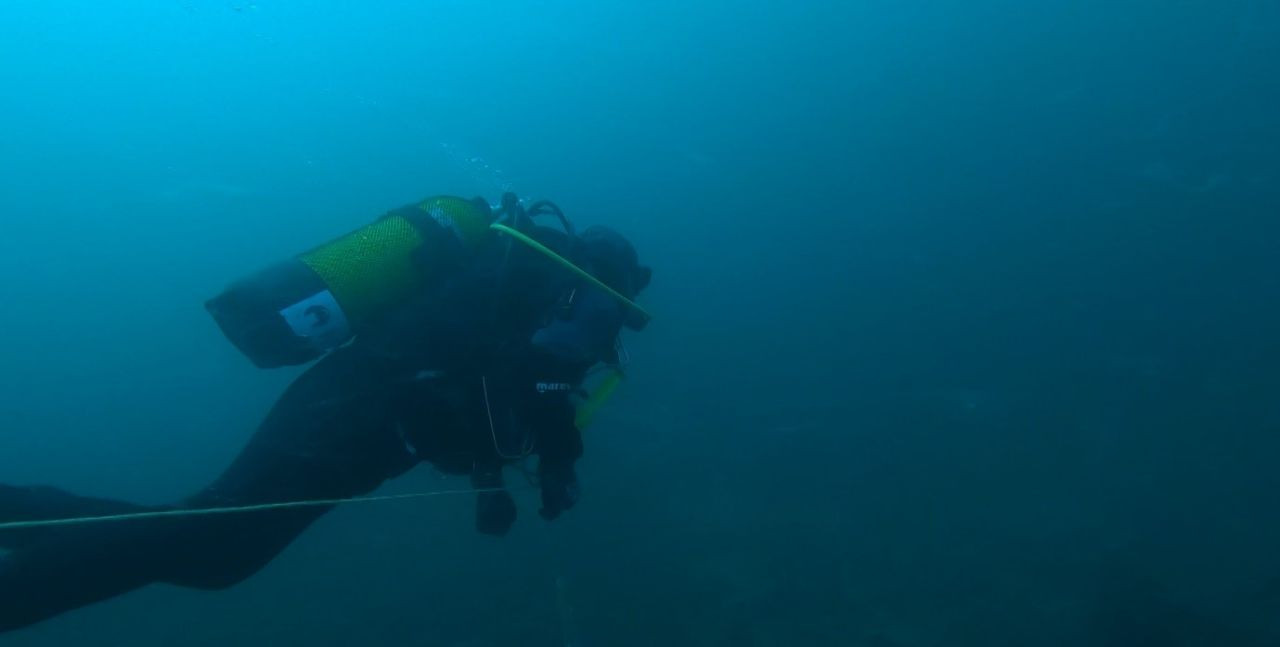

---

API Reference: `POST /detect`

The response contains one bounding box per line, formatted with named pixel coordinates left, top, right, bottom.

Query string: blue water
left=2, top=1, right=1279, bottom=644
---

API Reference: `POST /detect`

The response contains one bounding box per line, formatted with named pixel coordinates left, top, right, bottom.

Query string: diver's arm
left=468, top=352, right=584, bottom=533
left=536, top=420, right=582, bottom=521
left=522, top=358, right=586, bottom=521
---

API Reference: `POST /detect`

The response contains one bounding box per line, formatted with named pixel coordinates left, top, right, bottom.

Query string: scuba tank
left=206, top=195, right=494, bottom=368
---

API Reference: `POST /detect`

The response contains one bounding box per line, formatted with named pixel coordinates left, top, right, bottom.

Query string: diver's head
left=579, top=225, right=651, bottom=329
left=579, top=226, right=651, bottom=297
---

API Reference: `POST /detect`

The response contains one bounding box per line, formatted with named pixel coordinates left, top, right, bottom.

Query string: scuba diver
left=0, top=193, right=652, bottom=633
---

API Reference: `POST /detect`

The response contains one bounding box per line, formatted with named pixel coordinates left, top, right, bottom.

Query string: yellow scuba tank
left=206, top=196, right=494, bottom=368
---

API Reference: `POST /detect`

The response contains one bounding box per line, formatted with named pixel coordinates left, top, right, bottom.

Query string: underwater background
left=2, top=1, right=1279, bottom=645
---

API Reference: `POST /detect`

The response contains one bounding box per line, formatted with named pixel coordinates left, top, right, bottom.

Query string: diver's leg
left=0, top=347, right=417, bottom=633
left=0, top=485, right=155, bottom=550
left=0, top=498, right=333, bottom=633
left=0, top=521, right=168, bottom=633
left=0, top=486, right=171, bottom=630
left=159, top=346, right=418, bottom=588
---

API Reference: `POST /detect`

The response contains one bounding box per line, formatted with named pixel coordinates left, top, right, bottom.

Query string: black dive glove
left=538, top=462, right=580, bottom=521
left=472, top=466, right=515, bottom=536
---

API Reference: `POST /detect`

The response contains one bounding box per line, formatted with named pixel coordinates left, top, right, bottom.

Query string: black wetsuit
left=0, top=220, right=626, bottom=633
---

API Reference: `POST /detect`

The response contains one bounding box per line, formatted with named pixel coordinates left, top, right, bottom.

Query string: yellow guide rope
left=0, top=487, right=511, bottom=531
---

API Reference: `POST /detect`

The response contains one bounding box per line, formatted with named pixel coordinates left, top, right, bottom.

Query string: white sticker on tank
left=279, top=290, right=350, bottom=350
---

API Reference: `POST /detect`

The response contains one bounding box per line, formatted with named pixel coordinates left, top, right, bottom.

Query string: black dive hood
left=493, top=193, right=651, bottom=330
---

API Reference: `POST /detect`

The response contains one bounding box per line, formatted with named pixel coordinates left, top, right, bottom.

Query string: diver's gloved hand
left=538, top=462, right=580, bottom=521
left=475, top=490, right=517, bottom=536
